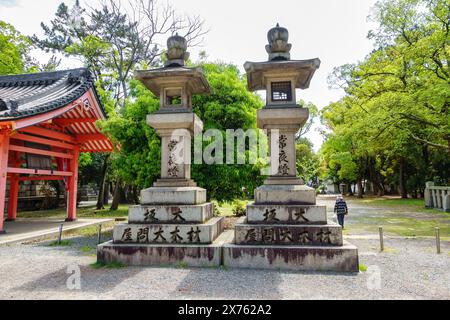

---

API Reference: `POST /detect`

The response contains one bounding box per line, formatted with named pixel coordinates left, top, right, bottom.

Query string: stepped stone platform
left=223, top=241, right=359, bottom=272
left=97, top=188, right=225, bottom=267
left=223, top=203, right=359, bottom=272
left=98, top=230, right=233, bottom=267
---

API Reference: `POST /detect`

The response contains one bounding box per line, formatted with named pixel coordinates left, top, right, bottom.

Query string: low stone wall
left=424, top=182, right=450, bottom=212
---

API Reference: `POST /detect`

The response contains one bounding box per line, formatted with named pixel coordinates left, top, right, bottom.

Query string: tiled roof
left=0, top=68, right=104, bottom=120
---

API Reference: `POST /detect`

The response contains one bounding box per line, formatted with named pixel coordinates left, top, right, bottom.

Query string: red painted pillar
left=7, top=152, right=20, bottom=221
left=7, top=176, right=19, bottom=221
left=66, top=145, right=79, bottom=222
left=0, top=130, right=10, bottom=233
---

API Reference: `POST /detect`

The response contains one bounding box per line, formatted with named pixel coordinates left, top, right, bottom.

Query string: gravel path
left=0, top=234, right=448, bottom=300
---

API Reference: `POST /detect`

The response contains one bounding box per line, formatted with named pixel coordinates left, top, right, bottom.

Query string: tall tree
left=33, top=0, right=207, bottom=209
left=322, top=0, right=450, bottom=197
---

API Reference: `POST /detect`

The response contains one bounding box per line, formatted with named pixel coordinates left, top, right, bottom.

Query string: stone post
left=443, top=193, right=450, bottom=213
left=424, top=181, right=434, bottom=208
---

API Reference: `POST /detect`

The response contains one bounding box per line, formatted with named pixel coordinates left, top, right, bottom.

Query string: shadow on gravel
left=173, top=268, right=284, bottom=299
left=12, top=264, right=143, bottom=294
left=173, top=267, right=360, bottom=300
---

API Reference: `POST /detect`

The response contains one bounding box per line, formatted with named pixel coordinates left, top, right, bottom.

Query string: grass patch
left=80, top=246, right=95, bottom=253
left=176, top=261, right=189, bottom=269
left=349, top=197, right=444, bottom=214
left=359, top=264, right=368, bottom=272
left=48, top=240, right=72, bottom=247
left=64, top=221, right=116, bottom=238
left=90, top=261, right=125, bottom=269
left=219, top=265, right=229, bottom=271
left=361, top=217, right=450, bottom=239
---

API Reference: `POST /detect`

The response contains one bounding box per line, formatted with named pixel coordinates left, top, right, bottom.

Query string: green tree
left=33, top=0, right=207, bottom=209
left=192, top=63, right=265, bottom=201
left=296, top=138, right=320, bottom=187
left=0, top=21, right=36, bottom=75
left=322, top=0, right=450, bottom=198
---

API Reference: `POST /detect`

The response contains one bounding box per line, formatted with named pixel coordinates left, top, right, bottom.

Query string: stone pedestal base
left=234, top=218, right=343, bottom=246
left=97, top=230, right=234, bottom=267
left=128, top=203, right=214, bottom=224
left=113, top=217, right=224, bottom=244
left=222, top=241, right=359, bottom=272
left=141, top=187, right=206, bottom=205
left=153, top=179, right=197, bottom=188
left=247, top=204, right=327, bottom=224
left=98, top=184, right=226, bottom=267
left=255, top=185, right=316, bottom=205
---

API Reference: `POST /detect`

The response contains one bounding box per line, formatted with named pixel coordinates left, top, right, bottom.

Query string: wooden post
left=97, top=224, right=102, bottom=245
left=58, top=224, right=63, bottom=244
left=379, top=226, right=384, bottom=252
left=0, top=130, right=10, bottom=233
left=7, top=151, right=20, bottom=221
left=435, top=227, right=441, bottom=254
left=66, top=145, right=79, bottom=222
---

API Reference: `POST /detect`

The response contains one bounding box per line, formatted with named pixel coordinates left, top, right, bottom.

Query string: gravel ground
left=0, top=234, right=448, bottom=300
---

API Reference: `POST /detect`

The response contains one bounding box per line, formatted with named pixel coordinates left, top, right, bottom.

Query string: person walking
left=334, top=195, right=348, bottom=228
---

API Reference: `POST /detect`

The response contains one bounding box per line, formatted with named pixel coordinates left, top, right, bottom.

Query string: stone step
left=128, top=203, right=214, bottom=224
left=141, top=187, right=206, bottom=205
left=97, top=230, right=235, bottom=268
left=247, top=204, right=327, bottom=224
left=234, top=219, right=343, bottom=246
left=222, top=241, right=359, bottom=272
left=113, top=217, right=223, bottom=245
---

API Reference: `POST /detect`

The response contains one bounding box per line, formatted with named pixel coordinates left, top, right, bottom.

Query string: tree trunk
left=357, top=179, right=364, bottom=198
left=103, top=178, right=110, bottom=206
left=110, top=179, right=122, bottom=211
left=399, top=157, right=407, bottom=199
left=96, top=154, right=110, bottom=210
left=132, top=185, right=139, bottom=204
left=119, top=184, right=128, bottom=204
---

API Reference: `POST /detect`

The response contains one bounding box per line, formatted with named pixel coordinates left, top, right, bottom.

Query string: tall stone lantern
left=97, top=35, right=225, bottom=267
left=135, top=34, right=208, bottom=191
left=246, top=23, right=321, bottom=202
left=223, top=25, right=359, bottom=272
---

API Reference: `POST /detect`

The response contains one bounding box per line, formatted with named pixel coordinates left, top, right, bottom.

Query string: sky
left=0, top=0, right=379, bottom=151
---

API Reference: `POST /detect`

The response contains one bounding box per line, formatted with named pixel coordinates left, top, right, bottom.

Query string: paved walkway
left=0, top=218, right=112, bottom=246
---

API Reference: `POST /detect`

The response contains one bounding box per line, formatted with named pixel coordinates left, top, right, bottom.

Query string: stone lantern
left=135, top=34, right=210, bottom=190
left=97, top=34, right=225, bottom=267
left=244, top=23, right=321, bottom=203
left=223, top=25, right=359, bottom=272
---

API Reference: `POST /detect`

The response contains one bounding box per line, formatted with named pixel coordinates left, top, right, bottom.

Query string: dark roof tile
left=0, top=68, right=106, bottom=121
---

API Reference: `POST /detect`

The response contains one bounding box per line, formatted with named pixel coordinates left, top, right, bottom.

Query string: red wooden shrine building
left=0, top=68, right=114, bottom=233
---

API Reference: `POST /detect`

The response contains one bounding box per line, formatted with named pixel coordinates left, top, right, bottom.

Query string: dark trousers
left=337, top=214, right=345, bottom=228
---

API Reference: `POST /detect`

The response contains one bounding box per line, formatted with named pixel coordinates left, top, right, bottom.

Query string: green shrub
left=231, top=200, right=247, bottom=217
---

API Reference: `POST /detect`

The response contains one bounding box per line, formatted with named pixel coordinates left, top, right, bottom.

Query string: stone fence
left=424, top=182, right=450, bottom=212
